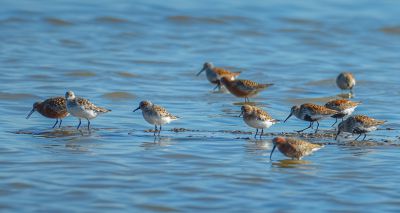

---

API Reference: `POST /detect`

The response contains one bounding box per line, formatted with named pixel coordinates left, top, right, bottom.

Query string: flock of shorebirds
left=26, top=62, right=386, bottom=160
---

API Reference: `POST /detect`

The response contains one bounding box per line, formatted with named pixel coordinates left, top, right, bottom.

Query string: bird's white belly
left=245, top=119, right=274, bottom=129
left=358, top=125, right=378, bottom=133
left=342, top=107, right=356, bottom=116
left=142, top=111, right=172, bottom=126
left=142, top=112, right=157, bottom=125
left=68, top=105, right=97, bottom=120
left=158, top=117, right=173, bottom=125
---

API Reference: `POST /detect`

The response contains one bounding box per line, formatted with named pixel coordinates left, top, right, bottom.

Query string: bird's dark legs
left=59, top=119, right=62, bottom=128
left=87, top=119, right=91, bottom=132
left=260, top=129, right=264, bottom=139
left=77, top=118, right=81, bottom=130
left=362, top=134, right=366, bottom=141
left=355, top=134, right=362, bottom=141
left=213, top=81, right=221, bottom=91
left=244, top=97, right=250, bottom=102
left=335, top=129, right=341, bottom=140
left=331, top=118, right=338, bottom=127
left=297, top=122, right=313, bottom=133
left=52, top=119, right=59, bottom=128
left=154, top=125, right=158, bottom=136
left=254, top=129, right=258, bottom=138
left=315, top=121, right=320, bottom=133
left=158, top=126, right=162, bottom=136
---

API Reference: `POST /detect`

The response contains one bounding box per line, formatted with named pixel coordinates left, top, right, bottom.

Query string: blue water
left=1, top=0, right=400, bottom=212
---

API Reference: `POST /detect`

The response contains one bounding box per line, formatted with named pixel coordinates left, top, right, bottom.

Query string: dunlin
left=239, top=105, right=278, bottom=138
left=270, top=137, right=323, bottom=160
left=197, top=62, right=241, bottom=90
left=26, top=96, right=68, bottom=128
left=336, top=115, right=385, bottom=141
left=284, top=103, right=338, bottom=133
left=325, top=99, right=361, bottom=126
left=336, top=72, right=356, bottom=93
left=133, top=100, right=179, bottom=136
left=220, top=77, right=273, bottom=102
left=65, top=91, right=111, bottom=131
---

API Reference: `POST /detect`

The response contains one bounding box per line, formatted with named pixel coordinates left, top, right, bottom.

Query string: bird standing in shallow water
left=239, top=105, right=278, bottom=138
left=284, top=103, right=338, bottom=133
left=26, top=96, right=69, bottom=128
left=196, top=62, right=241, bottom=91
left=270, top=137, right=323, bottom=160
left=336, top=115, right=385, bottom=141
left=325, top=99, right=361, bottom=126
left=220, top=77, right=273, bottom=102
left=133, top=100, right=179, bottom=136
left=336, top=72, right=356, bottom=94
left=65, top=91, right=111, bottom=132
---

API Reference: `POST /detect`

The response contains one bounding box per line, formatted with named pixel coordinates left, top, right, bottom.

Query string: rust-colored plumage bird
left=220, top=77, right=273, bottom=102
left=270, top=137, right=323, bottom=160
left=26, top=96, right=69, bottom=128
left=325, top=99, right=361, bottom=126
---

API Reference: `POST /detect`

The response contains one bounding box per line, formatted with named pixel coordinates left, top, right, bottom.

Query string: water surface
left=1, top=0, right=400, bottom=212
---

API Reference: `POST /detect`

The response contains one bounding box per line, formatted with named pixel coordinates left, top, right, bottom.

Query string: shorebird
left=336, top=72, right=356, bottom=93
left=270, top=137, right=323, bottom=160
left=26, top=96, right=69, bottom=128
left=220, top=77, right=273, bottom=102
left=325, top=99, right=361, bottom=126
left=239, top=105, right=278, bottom=138
left=196, top=62, right=241, bottom=90
left=284, top=103, right=338, bottom=133
left=133, top=100, right=179, bottom=136
left=336, top=115, right=385, bottom=141
left=65, top=91, right=111, bottom=131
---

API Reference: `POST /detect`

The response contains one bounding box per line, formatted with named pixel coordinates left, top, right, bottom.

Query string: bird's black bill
left=270, top=144, right=276, bottom=160
left=239, top=111, right=243, bottom=117
left=26, top=109, right=35, bottom=119
left=196, top=68, right=205, bottom=76
left=133, top=107, right=140, bottom=112
left=284, top=113, right=293, bottom=123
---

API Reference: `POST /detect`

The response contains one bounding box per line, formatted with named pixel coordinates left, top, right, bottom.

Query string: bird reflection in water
left=272, top=159, right=312, bottom=169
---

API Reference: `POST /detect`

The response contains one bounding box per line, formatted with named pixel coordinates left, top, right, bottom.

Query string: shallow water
left=1, top=0, right=400, bottom=212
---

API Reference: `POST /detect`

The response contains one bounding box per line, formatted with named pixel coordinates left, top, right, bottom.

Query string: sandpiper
left=284, top=103, right=338, bottom=133
left=336, top=72, right=356, bottom=93
left=197, top=62, right=241, bottom=90
left=65, top=91, right=111, bottom=131
left=220, top=77, right=273, bottom=102
left=239, top=105, right=278, bottom=138
left=26, top=96, right=69, bottom=128
left=133, top=100, right=179, bottom=136
left=270, top=137, right=323, bottom=160
left=336, top=115, right=385, bottom=141
left=325, top=99, right=361, bottom=126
